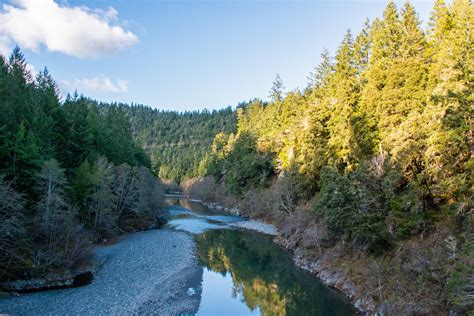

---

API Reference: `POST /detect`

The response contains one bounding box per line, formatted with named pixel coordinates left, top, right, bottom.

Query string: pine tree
left=424, top=0, right=473, bottom=200
left=8, top=47, right=33, bottom=128
left=62, top=96, right=95, bottom=171
left=0, top=56, right=12, bottom=172
left=34, top=68, right=67, bottom=160
left=384, top=1, right=429, bottom=177
left=427, top=0, right=452, bottom=45
left=354, top=19, right=371, bottom=79
left=269, top=74, right=285, bottom=103
left=10, top=122, right=42, bottom=195
left=326, top=30, right=360, bottom=172
left=358, top=3, right=403, bottom=156
left=307, top=49, right=333, bottom=92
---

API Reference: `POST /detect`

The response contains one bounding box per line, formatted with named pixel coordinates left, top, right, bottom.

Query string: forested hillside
left=117, top=104, right=237, bottom=182
left=186, top=0, right=473, bottom=313
left=0, top=48, right=163, bottom=280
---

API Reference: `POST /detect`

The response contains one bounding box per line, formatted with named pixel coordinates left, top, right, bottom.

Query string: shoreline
left=0, top=229, right=203, bottom=315
left=198, top=199, right=372, bottom=315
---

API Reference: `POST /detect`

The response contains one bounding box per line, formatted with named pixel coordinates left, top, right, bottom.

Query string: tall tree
left=424, top=0, right=473, bottom=201
left=307, top=49, right=333, bottom=92
left=33, top=68, right=67, bottom=160
left=358, top=3, right=402, bottom=156
left=36, top=159, right=73, bottom=239
left=354, top=19, right=371, bottom=79
left=269, top=74, right=285, bottom=103
left=326, top=30, right=360, bottom=172
left=384, top=1, right=428, bottom=177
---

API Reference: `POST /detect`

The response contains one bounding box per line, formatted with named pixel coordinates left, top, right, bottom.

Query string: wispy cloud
left=0, top=0, right=138, bottom=58
left=61, top=76, right=128, bottom=94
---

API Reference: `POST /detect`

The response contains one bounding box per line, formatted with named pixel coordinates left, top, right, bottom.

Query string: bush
left=315, top=153, right=435, bottom=254
left=315, top=166, right=390, bottom=253
left=224, top=132, right=274, bottom=195
left=180, top=176, right=217, bottom=201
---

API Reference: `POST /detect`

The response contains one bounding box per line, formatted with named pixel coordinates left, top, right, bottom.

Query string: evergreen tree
left=384, top=1, right=428, bottom=177
left=10, top=122, right=42, bottom=195
left=326, top=30, right=360, bottom=172
left=307, top=49, right=333, bottom=91
left=358, top=3, right=402, bottom=156
left=269, top=74, right=285, bottom=103
left=34, top=68, right=67, bottom=160
left=424, top=0, right=473, bottom=200
left=354, top=19, right=371, bottom=78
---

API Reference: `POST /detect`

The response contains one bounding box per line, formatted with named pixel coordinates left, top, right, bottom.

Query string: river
left=0, top=196, right=356, bottom=315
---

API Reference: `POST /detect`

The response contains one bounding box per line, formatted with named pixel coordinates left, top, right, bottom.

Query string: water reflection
left=165, top=196, right=212, bottom=215
left=196, top=229, right=355, bottom=316
left=164, top=197, right=355, bottom=315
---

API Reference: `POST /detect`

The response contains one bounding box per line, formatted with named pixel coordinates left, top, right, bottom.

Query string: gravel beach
left=0, top=229, right=202, bottom=315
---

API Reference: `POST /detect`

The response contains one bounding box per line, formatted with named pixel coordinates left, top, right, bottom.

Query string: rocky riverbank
left=196, top=197, right=417, bottom=314
left=199, top=199, right=372, bottom=314
left=0, top=229, right=202, bottom=314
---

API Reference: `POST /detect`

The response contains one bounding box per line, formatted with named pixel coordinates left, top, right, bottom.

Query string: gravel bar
left=0, top=229, right=202, bottom=315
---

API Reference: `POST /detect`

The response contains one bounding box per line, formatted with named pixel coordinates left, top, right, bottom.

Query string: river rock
left=0, top=265, right=94, bottom=293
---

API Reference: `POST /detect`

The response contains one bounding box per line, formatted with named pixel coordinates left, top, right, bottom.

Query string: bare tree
left=89, top=156, right=117, bottom=239
left=0, top=176, right=29, bottom=279
left=370, top=145, right=388, bottom=178
left=36, top=159, right=69, bottom=236
left=113, top=164, right=137, bottom=219
left=35, top=159, right=88, bottom=271
left=131, top=166, right=164, bottom=220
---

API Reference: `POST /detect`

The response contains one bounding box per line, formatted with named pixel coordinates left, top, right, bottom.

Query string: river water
left=0, top=196, right=355, bottom=315
left=165, top=196, right=356, bottom=316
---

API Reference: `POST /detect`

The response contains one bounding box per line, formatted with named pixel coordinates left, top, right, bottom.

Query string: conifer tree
left=34, top=68, right=67, bottom=160
left=269, top=74, right=285, bottom=103
left=327, top=30, right=360, bottom=172
left=358, top=3, right=403, bottom=156
left=384, top=1, right=429, bottom=177
left=354, top=19, right=371, bottom=79
left=424, top=0, right=473, bottom=200
left=307, top=48, right=333, bottom=92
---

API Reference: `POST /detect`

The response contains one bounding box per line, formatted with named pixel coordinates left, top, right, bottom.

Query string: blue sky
left=0, top=0, right=435, bottom=111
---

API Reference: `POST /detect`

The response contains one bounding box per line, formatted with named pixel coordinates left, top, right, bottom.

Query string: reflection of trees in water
left=196, top=229, right=355, bottom=316
left=165, top=197, right=210, bottom=214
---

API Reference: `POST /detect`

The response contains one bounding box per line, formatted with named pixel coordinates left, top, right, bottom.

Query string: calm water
left=165, top=197, right=356, bottom=316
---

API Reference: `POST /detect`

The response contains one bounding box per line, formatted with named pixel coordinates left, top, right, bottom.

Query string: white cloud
left=0, top=0, right=138, bottom=58
left=61, top=75, right=128, bottom=94
left=25, top=62, right=37, bottom=78
left=0, top=35, right=11, bottom=56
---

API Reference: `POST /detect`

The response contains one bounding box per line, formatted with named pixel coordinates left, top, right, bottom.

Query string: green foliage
left=269, top=74, right=285, bottom=103
left=0, top=48, right=162, bottom=279
left=118, top=103, right=237, bottom=182
left=203, top=1, right=473, bottom=257
left=198, top=129, right=274, bottom=195
left=315, top=166, right=390, bottom=253
left=224, top=132, right=274, bottom=195
left=71, top=159, right=95, bottom=213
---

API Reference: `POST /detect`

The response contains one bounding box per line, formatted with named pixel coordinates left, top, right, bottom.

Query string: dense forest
left=0, top=48, right=164, bottom=280
left=185, top=0, right=473, bottom=313
left=118, top=104, right=237, bottom=182
left=0, top=0, right=472, bottom=313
